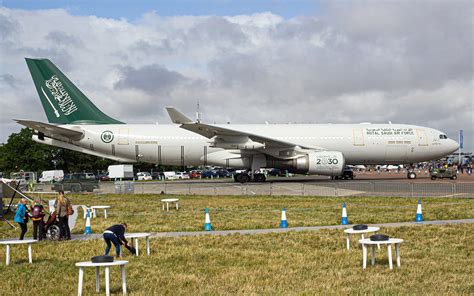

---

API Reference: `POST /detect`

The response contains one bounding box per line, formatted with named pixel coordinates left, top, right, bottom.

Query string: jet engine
left=267, top=151, right=345, bottom=176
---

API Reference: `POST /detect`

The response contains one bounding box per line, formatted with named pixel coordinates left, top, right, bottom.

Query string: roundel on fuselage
left=101, top=130, right=114, bottom=143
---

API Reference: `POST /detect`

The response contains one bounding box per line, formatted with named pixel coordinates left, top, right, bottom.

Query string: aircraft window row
left=277, top=137, right=344, bottom=140
left=439, top=134, right=448, bottom=139
left=387, top=141, right=412, bottom=145
left=152, top=137, right=201, bottom=140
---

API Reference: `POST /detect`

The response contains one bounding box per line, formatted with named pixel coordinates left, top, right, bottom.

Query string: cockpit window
left=439, top=134, right=448, bottom=139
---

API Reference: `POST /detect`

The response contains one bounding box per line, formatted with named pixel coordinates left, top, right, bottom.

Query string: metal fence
left=75, top=181, right=474, bottom=198
left=29, top=180, right=474, bottom=198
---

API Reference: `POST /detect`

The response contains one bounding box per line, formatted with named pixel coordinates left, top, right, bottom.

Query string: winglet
left=166, top=107, right=195, bottom=124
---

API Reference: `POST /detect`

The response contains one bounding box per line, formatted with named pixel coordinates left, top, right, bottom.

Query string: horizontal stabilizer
left=15, top=119, right=84, bottom=141
left=166, top=107, right=195, bottom=124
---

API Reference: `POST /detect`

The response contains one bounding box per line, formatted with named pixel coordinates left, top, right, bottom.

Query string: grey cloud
left=19, top=47, right=73, bottom=72
left=114, top=64, right=188, bottom=95
left=130, top=39, right=174, bottom=56
left=0, top=74, right=18, bottom=87
left=272, top=16, right=327, bottom=40
left=46, top=30, right=84, bottom=48
left=0, top=11, right=19, bottom=40
left=188, top=16, right=247, bottom=47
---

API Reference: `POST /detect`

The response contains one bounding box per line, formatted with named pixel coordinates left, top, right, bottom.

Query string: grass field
left=1, top=194, right=473, bottom=237
left=0, top=195, right=473, bottom=295
left=0, top=224, right=472, bottom=295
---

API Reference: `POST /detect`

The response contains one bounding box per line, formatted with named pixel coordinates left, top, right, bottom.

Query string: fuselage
left=33, top=123, right=459, bottom=168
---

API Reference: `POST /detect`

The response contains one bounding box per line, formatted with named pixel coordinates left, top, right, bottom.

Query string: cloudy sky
left=0, top=1, right=473, bottom=151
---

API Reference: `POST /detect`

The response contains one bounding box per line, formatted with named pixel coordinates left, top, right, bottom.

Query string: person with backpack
left=31, top=198, right=45, bottom=241
left=103, top=223, right=130, bottom=257
left=14, top=198, right=29, bottom=240
left=54, top=190, right=73, bottom=240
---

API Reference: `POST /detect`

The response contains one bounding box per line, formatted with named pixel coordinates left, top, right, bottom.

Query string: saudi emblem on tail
left=25, top=58, right=123, bottom=125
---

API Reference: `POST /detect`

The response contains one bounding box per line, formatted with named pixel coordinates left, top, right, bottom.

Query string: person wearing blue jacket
left=14, top=198, right=29, bottom=240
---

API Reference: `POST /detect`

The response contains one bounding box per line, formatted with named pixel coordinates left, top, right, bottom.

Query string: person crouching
left=103, top=223, right=129, bottom=257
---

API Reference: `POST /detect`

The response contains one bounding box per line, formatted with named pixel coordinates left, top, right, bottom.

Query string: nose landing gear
left=407, top=171, right=417, bottom=179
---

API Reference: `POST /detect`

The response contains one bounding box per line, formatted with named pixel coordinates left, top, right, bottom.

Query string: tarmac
left=71, top=218, right=474, bottom=241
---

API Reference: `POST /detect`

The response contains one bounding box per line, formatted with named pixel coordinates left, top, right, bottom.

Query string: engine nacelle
left=267, top=151, right=345, bottom=176
left=303, top=151, right=345, bottom=176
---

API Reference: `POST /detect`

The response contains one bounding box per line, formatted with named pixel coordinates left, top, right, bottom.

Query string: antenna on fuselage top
left=196, top=99, right=202, bottom=123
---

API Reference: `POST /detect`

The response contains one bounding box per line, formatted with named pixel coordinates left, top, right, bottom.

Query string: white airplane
left=16, top=58, right=459, bottom=182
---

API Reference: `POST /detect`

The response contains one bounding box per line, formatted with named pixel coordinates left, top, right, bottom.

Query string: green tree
left=0, top=128, right=180, bottom=177
left=0, top=128, right=116, bottom=176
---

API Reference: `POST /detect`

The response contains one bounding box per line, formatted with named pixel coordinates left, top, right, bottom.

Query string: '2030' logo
left=101, top=130, right=114, bottom=143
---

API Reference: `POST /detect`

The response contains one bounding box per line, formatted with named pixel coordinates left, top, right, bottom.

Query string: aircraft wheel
left=407, top=172, right=417, bottom=179
left=239, top=174, right=250, bottom=183
left=254, top=174, right=266, bottom=183
left=46, top=225, right=61, bottom=241
left=451, top=175, right=457, bottom=180
left=431, top=176, right=436, bottom=180
left=234, top=173, right=242, bottom=183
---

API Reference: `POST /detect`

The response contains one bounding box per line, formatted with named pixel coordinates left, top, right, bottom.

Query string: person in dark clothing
left=31, top=199, right=45, bottom=241
left=103, top=223, right=129, bottom=257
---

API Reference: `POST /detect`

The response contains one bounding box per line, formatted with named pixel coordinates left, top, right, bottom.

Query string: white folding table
left=359, top=238, right=404, bottom=270
left=75, top=260, right=128, bottom=296
left=344, top=226, right=380, bottom=250
left=91, top=205, right=111, bottom=219
left=124, top=232, right=152, bottom=256
left=0, top=239, right=38, bottom=265
left=161, top=198, right=179, bottom=211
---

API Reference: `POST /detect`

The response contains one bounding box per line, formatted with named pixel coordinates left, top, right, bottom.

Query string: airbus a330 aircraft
left=17, top=58, right=459, bottom=182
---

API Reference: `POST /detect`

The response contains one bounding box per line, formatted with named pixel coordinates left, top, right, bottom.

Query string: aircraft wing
left=15, top=120, right=84, bottom=141
left=166, top=107, right=325, bottom=151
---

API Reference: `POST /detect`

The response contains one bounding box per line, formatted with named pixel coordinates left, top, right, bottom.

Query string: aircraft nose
left=446, top=139, right=459, bottom=154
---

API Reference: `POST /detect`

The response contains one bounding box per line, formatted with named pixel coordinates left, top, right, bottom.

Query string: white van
left=108, top=165, right=134, bottom=180
left=39, top=170, right=64, bottom=183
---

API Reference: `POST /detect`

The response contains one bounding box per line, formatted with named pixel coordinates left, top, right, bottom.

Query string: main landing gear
left=234, top=173, right=266, bottom=183
left=407, top=171, right=417, bottom=179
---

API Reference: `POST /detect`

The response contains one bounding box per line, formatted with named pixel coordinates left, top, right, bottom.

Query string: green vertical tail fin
left=25, top=58, right=124, bottom=124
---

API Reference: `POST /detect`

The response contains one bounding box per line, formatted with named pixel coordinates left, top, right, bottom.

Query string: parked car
left=430, top=168, right=457, bottom=180
left=136, top=172, right=153, bottom=181
left=189, top=170, right=202, bottom=179
left=215, top=169, right=232, bottom=178
left=175, top=172, right=190, bottom=180
left=83, top=173, right=96, bottom=179
left=151, top=172, right=163, bottom=180
left=333, top=167, right=355, bottom=180
left=268, top=169, right=288, bottom=177
left=54, top=173, right=99, bottom=192
left=201, top=170, right=217, bottom=178
left=163, top=171, right=178, bottom=180
left=96, top=172, right=110, bottom=181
